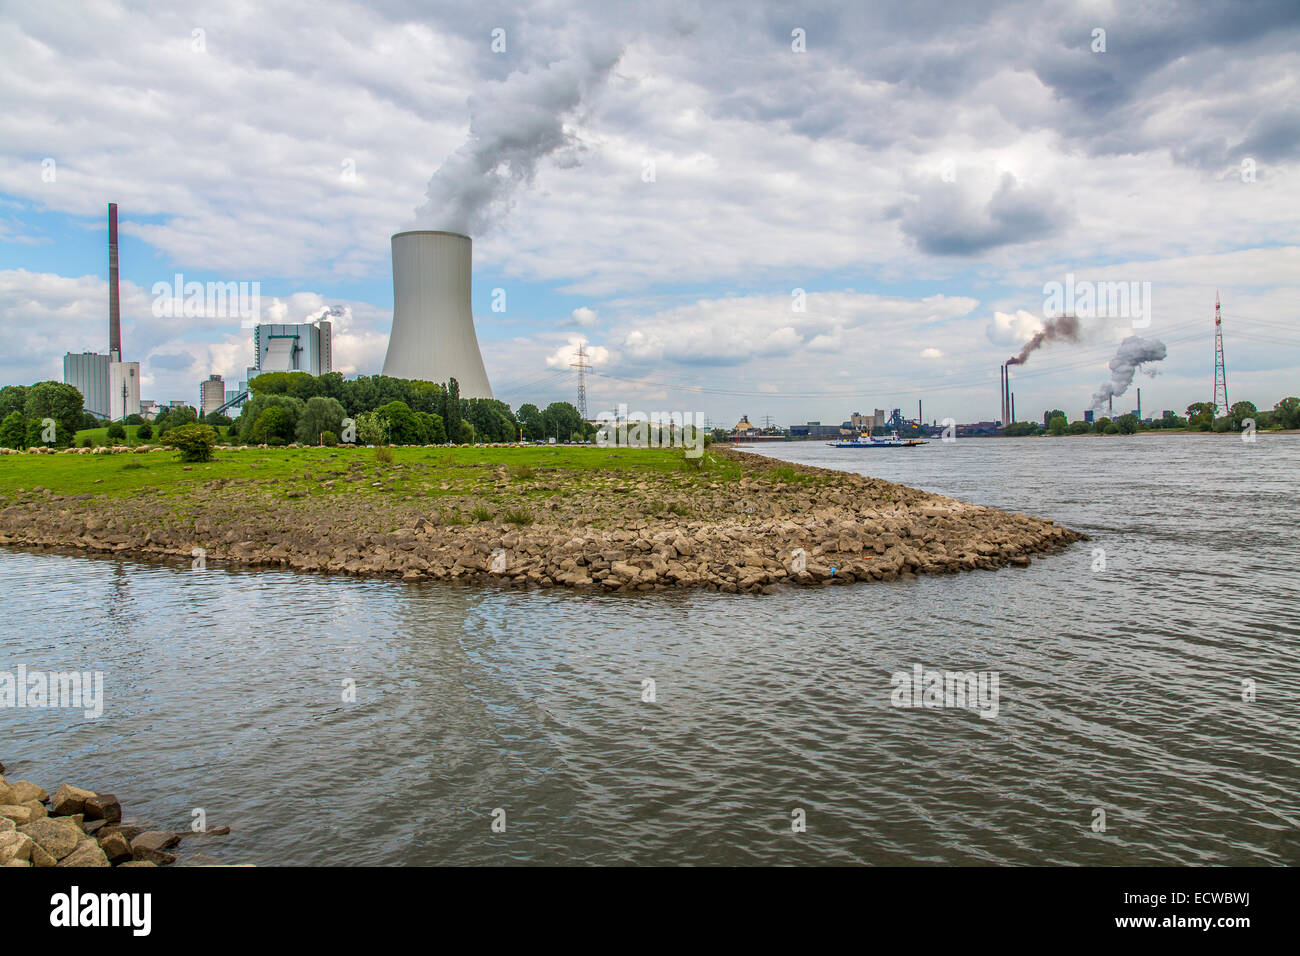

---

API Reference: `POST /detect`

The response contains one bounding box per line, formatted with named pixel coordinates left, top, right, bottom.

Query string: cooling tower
left=381, top=230, right=493, bottom=399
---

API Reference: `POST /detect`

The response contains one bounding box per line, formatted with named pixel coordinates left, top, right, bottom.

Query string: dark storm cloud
left=896, top=172, right=1071, bottom=257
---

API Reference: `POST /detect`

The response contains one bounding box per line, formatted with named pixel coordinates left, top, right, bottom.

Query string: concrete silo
left=381, top=230, right=493, bottom=399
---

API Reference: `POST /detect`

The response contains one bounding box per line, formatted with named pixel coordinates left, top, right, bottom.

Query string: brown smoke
left=1007, top=314, right=1081, bottom=365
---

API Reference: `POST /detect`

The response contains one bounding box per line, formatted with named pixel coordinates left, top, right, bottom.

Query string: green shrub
left=470, top=505, right=493, bottom=522
left=106, top=422, right=127, bottom=440
left=0, top=411, right=26, bottom=449
left=136, top=421, right=153, bottom=440
left=320, top=430, right=338, bottom=447
left=168, top=423, right=218, bottom=462
left=502, top=508, right=534, bottom=525
left=80, top=436, right=94, bottom=448
left=374, top=445, right=393, bottom=464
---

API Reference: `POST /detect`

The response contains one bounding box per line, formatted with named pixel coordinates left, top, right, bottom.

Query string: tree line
left=1022, top=396, right=1300, bottom=437
left=232, top=372, right=593, bottom=447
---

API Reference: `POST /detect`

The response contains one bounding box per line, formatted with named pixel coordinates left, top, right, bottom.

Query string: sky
left=1, top=0, right=1297, bottom=425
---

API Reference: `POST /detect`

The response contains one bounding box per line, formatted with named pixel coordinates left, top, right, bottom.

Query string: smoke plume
left=411, top=41, right=622, bottom=236
left=1007, top=314, right=1080, bottom=365
left=1091, top=335, right=1167, bottom=410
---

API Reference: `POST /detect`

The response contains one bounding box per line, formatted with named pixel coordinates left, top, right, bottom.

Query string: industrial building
left=245, top=317, right=332, bottom=384
left=201, top=374, right=226, bottom=416
left=108, top=361, right=140, bottom=420
left=63, top=203, right=138, bottom=420
left=381, top=230, right=493, bottom=399
left=63, top=352, right=111, bottom=418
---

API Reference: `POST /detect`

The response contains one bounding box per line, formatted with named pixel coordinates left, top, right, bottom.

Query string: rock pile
left=0, top=773, right=225, bottom=867
left=0, top=448, right=1087, bottom=593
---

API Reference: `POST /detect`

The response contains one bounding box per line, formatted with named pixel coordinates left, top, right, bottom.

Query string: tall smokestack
left=1011, top=392, right=1016, bottom=423
left=1000, top=364, right=1007, bottom=426
left=1137, top=387, right=1141, bottom=420
left=382, top=230, right=493, bottom=398
left=108, top=202, right=121, bottom=362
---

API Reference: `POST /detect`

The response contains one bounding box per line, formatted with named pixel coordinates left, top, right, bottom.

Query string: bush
left=136, top=422, right=153, bottom=440
left=168, top=423, right=218, bottom=462
left=0, top=411, right=27, bottom=449
left=374, top=445, right=393, bottom=464
left=81, top=436, right=93, bottom=448
left=502, top=508, right=534, bottom=526
left=320, top=430, right=338, bottom=447
left=1103, top=423, right=1120, bottom=434
left=106, top=422, right=127, bottom=440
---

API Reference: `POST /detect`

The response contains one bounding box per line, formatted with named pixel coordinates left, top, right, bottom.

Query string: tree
left=1186, top=401, right=1216, bottom=431
left=235, top=394, right=302, bottom=443
left=0, top=385, right=27, bottom=422
left=451, top=419, right=475, bottom=444
left=540, top=402, right=585, bottom=442
left=462, top=398, right=518, bottom=443
left=355, top=410, right=387, bottom=446
left=156, top=405, right=198, bottom=435
left=416, top=411, right=447, bottom=444
left=1274, top=396, right=1300, bottom=430
left=1228, top=401, right=1257, bottom=430
left=442, top=377, right=463, bottom=439
left=376, top=400, right=422, bottom=444
left=136, top=422, right=153, bottom=440
left=1116, top=413, right=1138, bottom=434
left=1092, top=416, right=1112, bottom=434
left=124, top=413, right=145, bottom=425
left=1067, top=420, right=1090, bottom=435
left=516, top=403, right=543, bottom=441
left=106, top=422, right=127, bottom=440
left=250, top=406, right=295, bottom=445
left=23, top=381, right=84, bottom=448
left=168, top=423, right=217, bottom=462
left=1047, top=415, right=1068, bottom=436
left=295, top=396, right=347, bottom=445
left=0, top=411, right=25, bottom=449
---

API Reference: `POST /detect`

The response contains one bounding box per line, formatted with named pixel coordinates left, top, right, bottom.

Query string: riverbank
left=0, top=444, right=1085, bottom=592
left=1, top=770, right=229, bottom=867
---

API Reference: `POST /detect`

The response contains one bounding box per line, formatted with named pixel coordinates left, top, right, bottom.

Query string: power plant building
left=247, top=319, right=332, bottom=382
left=381, top=230, right=493, bottom=399
left=201, top=374, right=226, bottom=416
left=63, top=352, right=111, bottom=418
left=108, top=361, right=140, bottom=420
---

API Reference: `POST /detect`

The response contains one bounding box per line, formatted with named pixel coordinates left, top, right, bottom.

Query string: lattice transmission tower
left=1213, top=291, right=1229, bottom=417
left=570, top=343, right=591, bottom=420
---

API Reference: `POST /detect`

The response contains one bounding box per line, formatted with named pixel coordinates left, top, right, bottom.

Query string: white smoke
left=1091, top=335, right=1167, bottom=410
left=411, top=41, right=623, bottom=236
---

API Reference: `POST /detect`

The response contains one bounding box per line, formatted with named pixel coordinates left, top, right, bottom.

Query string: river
left=2, top=433, right=1297, bottom=864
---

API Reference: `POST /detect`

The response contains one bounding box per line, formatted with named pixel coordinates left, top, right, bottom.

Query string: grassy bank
left=70, top=424, right=238, bottom=447
left=0, top=444, right=1084, bottom=593
left=0, top=445, right=761, bottom=509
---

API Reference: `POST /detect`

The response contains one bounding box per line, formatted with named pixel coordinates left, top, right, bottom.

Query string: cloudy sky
left=2, top=0, right=1297, bottom=424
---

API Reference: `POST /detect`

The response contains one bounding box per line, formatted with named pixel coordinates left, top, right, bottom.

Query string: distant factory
left=62, top=204, right=140, bottom=421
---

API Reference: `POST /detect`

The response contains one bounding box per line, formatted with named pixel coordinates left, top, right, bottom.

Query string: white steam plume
left=1091, top=335, right=1167, bottom=410
left=411, top=41, right=622, bottom=236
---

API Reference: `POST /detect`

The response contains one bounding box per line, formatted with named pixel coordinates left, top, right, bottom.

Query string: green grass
left=0, top=444, right=753, bottom=506
left=72, top=423, right=238, bottom=446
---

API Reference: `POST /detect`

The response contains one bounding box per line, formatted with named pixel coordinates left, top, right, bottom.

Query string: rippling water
left=2, top=434, right=1297, bottom=865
